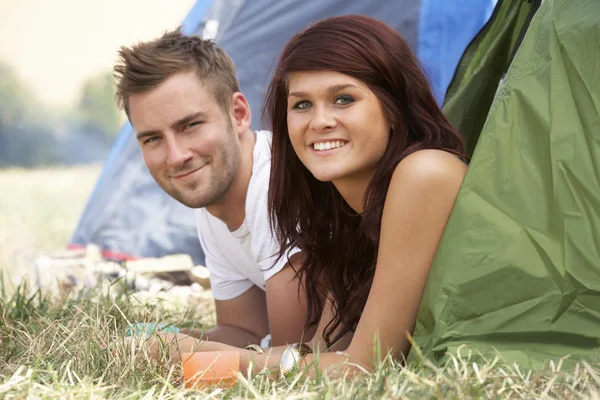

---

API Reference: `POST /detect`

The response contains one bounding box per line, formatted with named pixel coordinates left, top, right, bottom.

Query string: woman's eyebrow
left=288, top=84, right=359, bottom=98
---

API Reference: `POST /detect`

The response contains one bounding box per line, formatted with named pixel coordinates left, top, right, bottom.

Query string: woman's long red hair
left=264, top=15, right=466, bottom=347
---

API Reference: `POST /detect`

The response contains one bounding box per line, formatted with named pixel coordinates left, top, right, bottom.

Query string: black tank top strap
left=456, top=154, right=470, bottom=166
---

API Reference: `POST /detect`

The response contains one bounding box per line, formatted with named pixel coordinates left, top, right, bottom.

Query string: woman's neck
left=332, top=169, right=377, bottom=214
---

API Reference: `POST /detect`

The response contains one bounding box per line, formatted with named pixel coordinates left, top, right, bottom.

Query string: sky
left=0, top=0, right=196, bottom=108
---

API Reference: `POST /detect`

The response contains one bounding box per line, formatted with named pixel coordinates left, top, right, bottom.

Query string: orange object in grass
left=181, top=351, right=240, bottom=389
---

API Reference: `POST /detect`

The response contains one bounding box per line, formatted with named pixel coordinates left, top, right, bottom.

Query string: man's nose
left=165, top=136, right=193, bottom=168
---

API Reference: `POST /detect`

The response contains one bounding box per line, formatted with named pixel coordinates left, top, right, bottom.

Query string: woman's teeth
left=313, top=141, right=346, bottom=151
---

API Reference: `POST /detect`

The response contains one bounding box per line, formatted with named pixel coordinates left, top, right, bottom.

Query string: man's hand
left=124, top=333, right=236, bottom=364
left=180, top=285, right=269, bottom=348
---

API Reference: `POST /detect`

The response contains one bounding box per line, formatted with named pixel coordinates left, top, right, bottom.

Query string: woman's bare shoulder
left=390, top=149, right=468, bottom=190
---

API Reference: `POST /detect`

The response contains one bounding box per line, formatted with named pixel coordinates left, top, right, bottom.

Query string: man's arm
left=265, top=252, right=316, bottom=346
left=180, top=284, right=269, bottom=348
left=181, top=255, right=312, bottom=348
left=191, top=208, right=273, bottom=347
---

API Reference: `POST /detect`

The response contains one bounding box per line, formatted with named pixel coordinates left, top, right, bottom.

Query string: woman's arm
left=342, top=149, right=467, bottom=369
left=238, top=294, right=354, bottom=374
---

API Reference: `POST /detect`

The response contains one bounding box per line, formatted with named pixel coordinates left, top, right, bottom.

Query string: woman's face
left=286, top=70, right=390, bottom=186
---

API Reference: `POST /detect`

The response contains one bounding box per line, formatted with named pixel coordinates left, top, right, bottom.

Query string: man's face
left=129, top=71, right=241, bottom=208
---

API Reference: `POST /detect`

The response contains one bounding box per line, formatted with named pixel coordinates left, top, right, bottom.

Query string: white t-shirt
left=195, top=130, right=300, bottom=300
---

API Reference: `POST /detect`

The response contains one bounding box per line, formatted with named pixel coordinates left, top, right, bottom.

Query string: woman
left=140, top=14, right=468, bottom=377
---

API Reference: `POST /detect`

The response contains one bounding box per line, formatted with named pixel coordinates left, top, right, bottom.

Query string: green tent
left=413, top=0, right=600, bottom=369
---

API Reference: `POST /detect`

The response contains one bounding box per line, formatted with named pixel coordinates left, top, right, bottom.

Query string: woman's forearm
left=240, top=336, right=325, bottom=376
left=240, top=342, right=360, bottom=379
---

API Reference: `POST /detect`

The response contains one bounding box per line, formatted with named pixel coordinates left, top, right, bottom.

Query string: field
left=1, top=165, right=599, bottom=399
left=0, top=165, right=101, bottom=291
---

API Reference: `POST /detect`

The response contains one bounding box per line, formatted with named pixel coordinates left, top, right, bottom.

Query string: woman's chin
left=309, top=170, right=343, bottom=183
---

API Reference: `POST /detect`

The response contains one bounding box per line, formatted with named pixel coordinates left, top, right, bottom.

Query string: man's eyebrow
left=135, top=111, right=208, bottom=140
left=288, top=84, right=359, bottom=98
left=170, top=111, right=208, bottom=130
left=136, top=129, right=160, bottom=141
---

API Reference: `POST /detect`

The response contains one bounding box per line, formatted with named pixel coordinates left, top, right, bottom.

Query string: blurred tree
left=77, top=71, right=122, bottom=140
left=0, top=63, right=58, bottom=167
left=0, top=65, right=121, bottom=167
left=0, top=63, right=34, bottom=125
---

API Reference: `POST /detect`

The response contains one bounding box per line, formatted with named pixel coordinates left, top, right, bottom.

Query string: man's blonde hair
left=114, top=27, right=240, bottom=116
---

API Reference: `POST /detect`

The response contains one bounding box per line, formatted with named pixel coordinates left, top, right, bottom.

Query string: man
left=113, top=28, right=312, bottom=348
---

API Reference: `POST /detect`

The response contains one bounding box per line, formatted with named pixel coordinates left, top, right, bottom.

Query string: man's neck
left=205, top=130, right=256, bottom=231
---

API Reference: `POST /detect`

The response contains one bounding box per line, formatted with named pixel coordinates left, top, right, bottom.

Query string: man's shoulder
left=194, top=207, right=209, bottom=223
left=247, top=130, right=273, bottom=197
left=252, top=130, right=274, bottom=164
left=195, top=207, right=225, bottom=236
left=246, top=130, right=273, bottom=222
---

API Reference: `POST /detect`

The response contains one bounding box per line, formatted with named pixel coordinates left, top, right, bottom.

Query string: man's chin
left=175, top=194, right=208, bottom=209
left=173, top=190, right=221, bottom=209
left=162, top=178, right=229, bottom=209
left=161, top=186, right=199, bottom=208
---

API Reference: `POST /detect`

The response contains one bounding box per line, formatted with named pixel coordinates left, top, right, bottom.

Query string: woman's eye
left=292, top=100, right=311, bottom=110
left=334, top=95, right=355, bottom=105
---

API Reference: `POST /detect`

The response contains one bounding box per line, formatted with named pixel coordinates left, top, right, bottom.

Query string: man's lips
left=172, top=165, right=205, bottom=179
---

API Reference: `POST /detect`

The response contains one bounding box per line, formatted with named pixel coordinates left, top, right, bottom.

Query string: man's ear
left=230, top=92, right=252, bottom=134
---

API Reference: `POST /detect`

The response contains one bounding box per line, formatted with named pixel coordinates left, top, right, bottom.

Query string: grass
left=1, top=165, right=600, bottom=399
left=0, top=164, right=101, bottom=294
left=2, top=280, right=599, bottom=399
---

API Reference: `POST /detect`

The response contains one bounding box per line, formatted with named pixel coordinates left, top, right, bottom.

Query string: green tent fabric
left=442, top=0, right=540, bottom=158
left=412, top=0, right=600, bottom=370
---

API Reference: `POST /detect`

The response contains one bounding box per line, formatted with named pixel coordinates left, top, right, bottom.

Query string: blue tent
left=70, top=0, right=497, bottom=265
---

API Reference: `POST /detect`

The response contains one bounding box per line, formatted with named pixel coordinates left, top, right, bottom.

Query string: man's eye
left=184, top=122, right=201, bottom=130
left=292, top=100, right=311, bottom=110
left=144, top=137, right=160, bottom=144
left=334, top=95, right=355, bottom=105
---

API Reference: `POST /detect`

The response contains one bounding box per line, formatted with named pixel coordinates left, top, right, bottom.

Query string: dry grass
left=1, top=279, right=599, bottom=399
left=1, top=165, right=599, bottom=399
left=2, top=278, right=600, bottom=399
